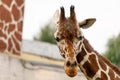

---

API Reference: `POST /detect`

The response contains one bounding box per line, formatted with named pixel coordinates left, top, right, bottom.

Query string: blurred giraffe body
left=0, top=0, right=24, bottom=55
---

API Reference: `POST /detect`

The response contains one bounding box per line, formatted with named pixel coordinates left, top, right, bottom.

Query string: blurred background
left=0, top=0, right=120, bottom=80
left=23, top=0, right=120, bottom=53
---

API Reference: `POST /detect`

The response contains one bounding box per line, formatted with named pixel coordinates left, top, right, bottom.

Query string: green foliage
left=103, top=34, right=120, bottom=67
left=34, top=22, right=56, bottom=44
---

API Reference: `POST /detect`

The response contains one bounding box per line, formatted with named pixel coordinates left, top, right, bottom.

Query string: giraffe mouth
left=64, top=63, right=78, bottom=77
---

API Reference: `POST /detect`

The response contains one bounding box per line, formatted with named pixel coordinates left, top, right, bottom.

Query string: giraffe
left=53, top=5, right=120, bottom=80
left=0, top=0, right=24, bottom=55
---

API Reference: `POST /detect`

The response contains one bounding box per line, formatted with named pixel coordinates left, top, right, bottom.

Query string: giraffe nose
left=64, top=60, right=78, bottom=77
left=66, top=60, right=77, bottom=67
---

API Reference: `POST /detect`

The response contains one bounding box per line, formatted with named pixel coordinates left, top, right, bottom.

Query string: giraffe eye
left=78, top=36, right=83, bottom=40
left=55, top=37, right=60, bottom=42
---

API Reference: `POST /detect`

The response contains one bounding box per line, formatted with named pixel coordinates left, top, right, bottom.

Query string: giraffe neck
left=76, top=38, right=120, bottom=80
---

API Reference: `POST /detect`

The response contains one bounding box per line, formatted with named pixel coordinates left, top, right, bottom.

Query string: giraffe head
left=53, top=5, right=96, bottom=77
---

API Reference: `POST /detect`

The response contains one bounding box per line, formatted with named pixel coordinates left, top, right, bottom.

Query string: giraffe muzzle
left=64, top=60, right=78, bottom=77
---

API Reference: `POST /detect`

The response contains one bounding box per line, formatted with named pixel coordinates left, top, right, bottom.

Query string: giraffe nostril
left=62, top=54, right=65, bottom=58
left=55, top=37, right=60, bottom=42
left=66, top=61, right=71, bottom=67
left=66, top=61, right=77, bottom=67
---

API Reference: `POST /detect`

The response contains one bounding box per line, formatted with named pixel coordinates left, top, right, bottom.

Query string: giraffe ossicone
left=54, top=5, right=120, bottom=80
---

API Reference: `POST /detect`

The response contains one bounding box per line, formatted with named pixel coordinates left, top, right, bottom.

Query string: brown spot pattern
left=83, top=38, right=94, bottom=53
left=101, top=71, right=107, bottom=80
left=0, top=0, right=24, bottom=55
left=76, top=47, right=87, bottom=63
left=8, top=38, right=12, bottom=52
left=82, top=38, right=120, bottom=79
left=83, top=54, right=99, bottom=78
left=16, top=0, right=24, bottom=7
left=0, top=6, right=12, bottom=23
left=0, top=30, right=7, bottom=39
left=99, top=59, right=107, bottom=71
left=14, top=31, right=22, bottom=41
left=0, top=40, right=7, bottom=52
left=12, top=35, right=20, bottom=51
left=12, top=4, right=20, bottom=21
left=98, top=54, right=120, bottom=76
left=108, top=68, right=115, bottom=80
left=8, top=24, right=15, bottom=34
left=0, top=22, right=4, bottom=29
left=17, top=21, right=23, bottom=32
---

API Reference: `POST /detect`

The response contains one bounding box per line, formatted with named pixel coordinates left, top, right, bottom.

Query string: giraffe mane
left=97, top=53, right=120, bottom=75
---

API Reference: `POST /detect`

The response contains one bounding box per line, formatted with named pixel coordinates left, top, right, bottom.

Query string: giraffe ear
left=79, top=18, right=96, bottom=29
left=53, top=10, right=60, bottom=24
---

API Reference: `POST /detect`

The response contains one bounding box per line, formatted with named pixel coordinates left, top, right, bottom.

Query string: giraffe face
left=53, top=5, right=96, bottom=77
